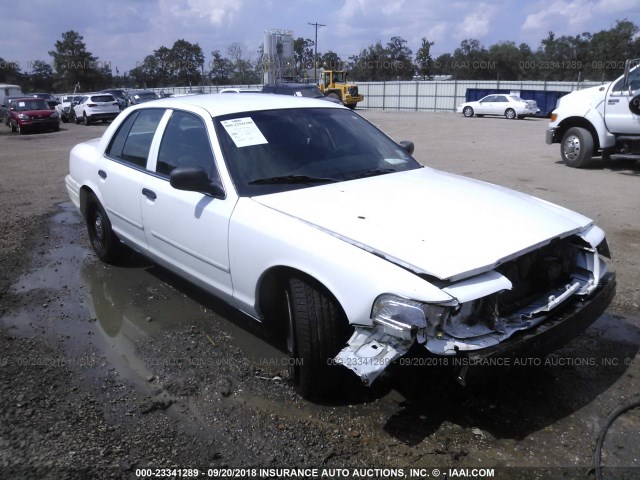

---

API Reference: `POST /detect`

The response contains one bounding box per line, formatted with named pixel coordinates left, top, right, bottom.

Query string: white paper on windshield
left=18, top=102, right=26, bottom=107
left=294, top=91, right=302, bottom=97
left=220, top=117, right=268, bottom=148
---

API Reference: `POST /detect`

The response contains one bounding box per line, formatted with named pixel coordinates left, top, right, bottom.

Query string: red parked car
left=8, top=97, right=60, bottom=134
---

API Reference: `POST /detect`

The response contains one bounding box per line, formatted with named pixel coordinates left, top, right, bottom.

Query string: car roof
left=128, top=92, right=344, bottom=117
left=12, top=96, right=48, bottom=101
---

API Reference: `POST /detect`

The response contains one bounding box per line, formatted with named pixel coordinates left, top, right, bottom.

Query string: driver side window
left=156, top=111, right=215, bottom=178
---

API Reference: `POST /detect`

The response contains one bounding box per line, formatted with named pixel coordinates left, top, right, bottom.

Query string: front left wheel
left=561, top=127, right=594, bottom=168
left=86, top=194, right=122, bottom=263
left=463, top=106, right=474, bottom=117
left=285, top=276, right=354, bottom=399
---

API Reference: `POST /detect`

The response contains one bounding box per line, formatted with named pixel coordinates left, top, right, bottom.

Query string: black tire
left=286, top=276, right=353, bottom=399
left=561, top=127, right=594, bottom=168
left=16, top=124, right=23, bottom=135
left=476, top=114, right=484, bottom=117
left=86, top=195, right=121, bottom=263
left=73, top=111, right=79, bottom=124
left=10, top=122, right=17, bottom=132
left=83, top=113, right=90, bottom=126
left=517, top=114, right=525, bottom=119
left=463, top=106, right=474, bottom=117
left=346, top=103, right=356, bottom=110
left=505, top=108, right=516, bottom=119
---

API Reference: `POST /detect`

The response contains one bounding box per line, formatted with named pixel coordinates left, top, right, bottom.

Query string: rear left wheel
left=505, top=108, right=516, bottom=119
left=86, top=194, right=122, bottom=263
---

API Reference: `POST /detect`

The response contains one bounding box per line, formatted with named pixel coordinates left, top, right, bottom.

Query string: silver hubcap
left=564, top=135, right=580, bottom=161
left=464, top=108, right=472, bottom=117
left=94, top=214, right=104, bottom=245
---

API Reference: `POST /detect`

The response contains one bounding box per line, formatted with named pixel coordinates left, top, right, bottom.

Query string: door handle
left=98, top=169, right=107, bottom=179
left=142, top=188, right=157, bottom=201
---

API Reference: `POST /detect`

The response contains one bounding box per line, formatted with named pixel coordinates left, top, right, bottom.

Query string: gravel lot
left=1, top=109, right=639, bottom=479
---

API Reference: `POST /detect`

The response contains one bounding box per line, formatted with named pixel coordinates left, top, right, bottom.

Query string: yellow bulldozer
left=318, top=70, right=364, bottom=109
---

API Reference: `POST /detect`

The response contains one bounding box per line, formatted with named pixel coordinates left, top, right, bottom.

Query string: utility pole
left=308, top=22, right=326, bottom=83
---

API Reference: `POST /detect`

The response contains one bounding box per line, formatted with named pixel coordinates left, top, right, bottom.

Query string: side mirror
left=399, top=140, right=414, bottom=155
left=630, top=95, right=640, bottom=116
left=170, top=166, right=225, bottom=198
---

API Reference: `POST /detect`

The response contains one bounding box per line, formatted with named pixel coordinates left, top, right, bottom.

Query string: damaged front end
left=335, top=226, right=615, bottom=386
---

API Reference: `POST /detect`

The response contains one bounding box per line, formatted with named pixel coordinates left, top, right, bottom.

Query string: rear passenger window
left=156, top=111, right=214, bottom=177
left=106, top=109, right=164, bottom=168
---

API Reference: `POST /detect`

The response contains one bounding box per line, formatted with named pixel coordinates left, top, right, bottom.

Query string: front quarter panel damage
left=335, top=228, right=614, bottom=385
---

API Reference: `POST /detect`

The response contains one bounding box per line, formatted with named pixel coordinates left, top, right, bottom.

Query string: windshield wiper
left=248, top=174, right=338, bottom=185
left=349, top=168, right=396, bottom=180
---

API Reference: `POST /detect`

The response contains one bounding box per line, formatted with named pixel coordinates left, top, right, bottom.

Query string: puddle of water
left=2, top=202, right=288, bottom=391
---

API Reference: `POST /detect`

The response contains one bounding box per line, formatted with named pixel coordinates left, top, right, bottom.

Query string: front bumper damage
left=335, top=272, right=615, bottom=385
left=335, top=230, right=616, bottom=386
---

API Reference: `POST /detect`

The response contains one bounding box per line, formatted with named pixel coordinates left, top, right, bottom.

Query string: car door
left=476, top=95, right=494, bottom=114
left=604, top=63, right=640, bottom=135
left=140, top=109, right=236, bottom=302
left=493, top=95, right=510, bottom=115
left=99, top=108, right=165, bottom=250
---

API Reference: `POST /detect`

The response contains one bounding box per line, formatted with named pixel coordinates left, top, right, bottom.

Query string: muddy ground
left=0, top=111, right=639, bottom=480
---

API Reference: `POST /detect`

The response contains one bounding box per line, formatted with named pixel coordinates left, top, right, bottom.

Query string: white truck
left=546, top=58, right=640, bottom=168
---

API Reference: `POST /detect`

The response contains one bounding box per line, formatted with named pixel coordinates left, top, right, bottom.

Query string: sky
left=1, top=0, right=638, bottom=74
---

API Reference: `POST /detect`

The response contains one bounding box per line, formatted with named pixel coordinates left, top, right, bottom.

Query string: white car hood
left=253, top=168, right=592, bottom=281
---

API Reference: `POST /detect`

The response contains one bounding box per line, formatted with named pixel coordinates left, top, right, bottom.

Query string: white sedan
left=458, top=94, right=540, bottom=119
left=65, top=94, right=615, bottom=398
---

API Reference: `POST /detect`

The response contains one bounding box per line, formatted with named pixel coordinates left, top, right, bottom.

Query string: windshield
left=16, top=99, right=49, bottom=111
left=215, top=108, right=421, bottom=196
left=297, top=87, right=323, bottom=98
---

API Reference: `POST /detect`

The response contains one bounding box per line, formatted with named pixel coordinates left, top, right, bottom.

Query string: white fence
left=148, top=80, right=604, bottom=112
left=355, top=80, right=602, bottom=112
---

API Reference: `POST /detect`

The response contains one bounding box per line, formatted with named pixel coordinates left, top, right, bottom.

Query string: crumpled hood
left=253, top=168, right=592, bottom=281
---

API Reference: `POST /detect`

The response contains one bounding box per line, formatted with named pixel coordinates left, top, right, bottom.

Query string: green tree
left=169, top=39, right=205, bottom=86
left=386, top=36, right=413, bottom=80
left=415, top=37, right=434, bottom=79
left=209, top=50, right=232, bottom=85
left=293, top=37, right=315, bottom=75
left=319, top=51, right=342, bottom=71
left=48, top=30, right=101, bottom=91
left=0, top=57, right=23, bottom=84
left=451, top=39, right=492, bottom=79
left=29, top=60, right=55, bottom=91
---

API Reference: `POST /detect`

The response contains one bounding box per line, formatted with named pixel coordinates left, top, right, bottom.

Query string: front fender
left=229, top=198, right=452, bottom=325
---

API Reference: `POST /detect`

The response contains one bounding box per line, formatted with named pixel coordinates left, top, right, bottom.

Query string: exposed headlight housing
left=371, top=294, right=452, bottom=342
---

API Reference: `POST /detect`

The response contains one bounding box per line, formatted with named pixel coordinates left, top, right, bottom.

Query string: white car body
left=55, top=94, right=83, bottom=122
left=73, top=94, right=120, bottom=125
left=458, top=94, right=540, bottom=119
left=65, top=94, right=614, bottom=396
